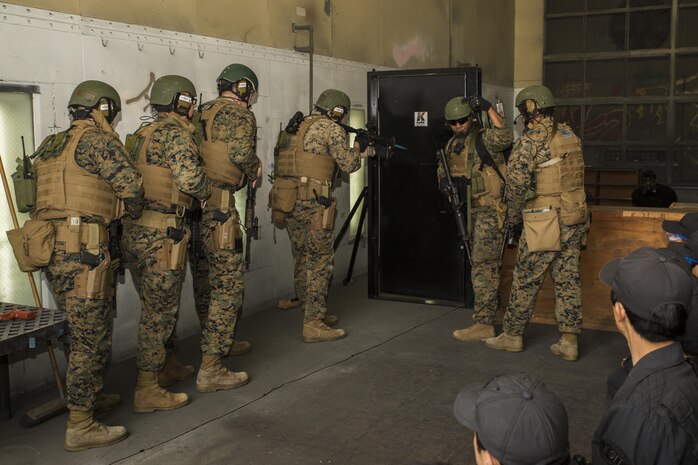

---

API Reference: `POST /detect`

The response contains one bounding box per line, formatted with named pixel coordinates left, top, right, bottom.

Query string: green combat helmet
left=515, top=85, right=555, bottom=109
left=444, top=96, right=472, bottom=120
left=315, top=89, right=351, bottom=113
left=150, top=75, right=196, bottom=106
left=218, top=63, right=258, bottom=92
left=69, top=80, right=121, bottom=111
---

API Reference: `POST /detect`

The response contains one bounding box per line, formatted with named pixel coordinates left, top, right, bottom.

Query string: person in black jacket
left=631, top=169, right=677, bottom=208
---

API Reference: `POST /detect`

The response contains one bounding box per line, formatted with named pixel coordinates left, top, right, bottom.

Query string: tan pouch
left=212, top=217, right=242, bottom=252
left=560, top=189, right=588, bottom=226
left=523, top=208, right=561, bottom=252
left=65, top=217, right=82, bottom=254
left=270, top=177, right=298, bottom=213
left=155, top=227, right=191, bottom=271
left=6, top=219, right=56, bottom=272
left=74, top=252, right=112, bottom=299
left=310, top=199, right=337, bottom=230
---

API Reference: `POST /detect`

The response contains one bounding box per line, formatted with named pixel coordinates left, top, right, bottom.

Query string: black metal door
left=367, top=67, right=481, bottom=305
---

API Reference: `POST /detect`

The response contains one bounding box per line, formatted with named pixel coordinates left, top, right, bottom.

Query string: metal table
left=0, top=302, right=67, bottom=420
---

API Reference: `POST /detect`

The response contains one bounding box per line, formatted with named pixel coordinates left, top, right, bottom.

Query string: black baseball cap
left=453, top=373, right=569, bottom=465
left=599, top=247, right=694, bottom=321
left=662, top=212, right=698, bottom=238
left=668, top=231, right=698, bottom=263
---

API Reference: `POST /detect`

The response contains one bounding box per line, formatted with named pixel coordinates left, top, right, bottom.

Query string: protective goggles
left=448, top=116, right=469, bottom=126
left=328, top=105, right=347, bottom=121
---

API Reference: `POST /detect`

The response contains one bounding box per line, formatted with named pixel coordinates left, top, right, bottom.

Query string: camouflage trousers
left=502, top=221, right=587, bottom=336
left=44, top=241, right=113, bottom=411
left=192, top=210, right=244, bottom=355
left=470, top=207, right=505, bottom=325
left=285, top=199, right=334, bottom=323
left=122, top=223, right=183, bottom=372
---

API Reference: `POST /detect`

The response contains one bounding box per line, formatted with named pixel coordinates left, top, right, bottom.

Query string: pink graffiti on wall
left=392, top=37, right=430, bottom=68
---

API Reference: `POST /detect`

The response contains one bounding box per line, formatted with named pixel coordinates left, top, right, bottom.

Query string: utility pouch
left=155, top=227, right=191, bottom=271
left=270, top=177, right=298, bottom=213
left=73, top=252, right=112, bottom=299
left=523, top=208, right=561, bottom=252
left=64, top=217, right=82, bottom=254
left=212, top=217, right=243, bottom=252
left=470, top=171, right=487, bottom=198
left=560, top=189, right=588, bottom=226
left=11, top=158, right=37, bottom=213
left=6, top=219, right=56, bottom=272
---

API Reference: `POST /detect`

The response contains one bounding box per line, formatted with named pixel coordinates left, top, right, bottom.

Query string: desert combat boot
left=134, top=370, right=189, bottom=413
left=485, top=332, right=524, bottom=352
left=453, top=323, right=495, bottom=341
left=158, top=352, right=195, bottom=387
left=550, top=333, right=579, bottom=361
left=303, top=319, right=346, bottom=342
left=196, top=354, right=249, bottom=392
left=64, top=409, right=127, bottom=452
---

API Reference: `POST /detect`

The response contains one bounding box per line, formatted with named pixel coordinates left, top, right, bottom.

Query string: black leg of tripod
left=343, top=195, right=368, bottom=285
left=333, top=186, right=368, bottom=250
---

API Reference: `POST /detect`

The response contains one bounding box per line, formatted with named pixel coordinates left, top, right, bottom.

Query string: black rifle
left=338, top=123, right=407, bottom=158
left=244, top=183, right=259, bottom=270
left=438, top=148, right=472, bottom=264
left=187, top=201, right=203, bottom=266
left=108, top=220, right=124, bottom=277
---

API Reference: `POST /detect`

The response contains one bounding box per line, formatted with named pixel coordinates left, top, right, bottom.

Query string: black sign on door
left=367, top=67, right=481, bottom=306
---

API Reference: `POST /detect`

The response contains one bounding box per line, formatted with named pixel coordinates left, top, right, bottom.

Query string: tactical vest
left=446, top=130, right=506, bottom=209
left=34, top=121, right=119, bottom=223
left=199, top=98, right=249, bottom=210
left=277, top=115, right=336, bottom=182
left=527, top=123, right=587, bottom=226
left=132, top=116, right=194, bottom=210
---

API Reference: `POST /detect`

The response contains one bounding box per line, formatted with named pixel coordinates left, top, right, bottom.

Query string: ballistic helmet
left=444, top=97, right=473, bottom=120
left=315, top=89, right=351, bottom=113
left=150, top=75, right=196, bottom=106
left=69, top=80, right=121, bottom=112
left=217, top=64, right=258, bottom=93
left=515, top=85, right=555, bottom=109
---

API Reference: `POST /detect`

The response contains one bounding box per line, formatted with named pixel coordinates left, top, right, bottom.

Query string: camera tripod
left=333, top=185, right=368, bottom=285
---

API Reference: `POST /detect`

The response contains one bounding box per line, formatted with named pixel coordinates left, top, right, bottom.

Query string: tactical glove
left=355, top=131, right=370, bottom=152
left=467, top=95, right=491, bottom=112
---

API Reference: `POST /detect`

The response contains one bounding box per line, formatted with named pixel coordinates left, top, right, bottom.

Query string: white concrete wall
left=0, top=3, right=384, bottom=395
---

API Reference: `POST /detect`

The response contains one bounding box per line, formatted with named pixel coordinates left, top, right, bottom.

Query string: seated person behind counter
left=631, top=169, right=677, bottom=208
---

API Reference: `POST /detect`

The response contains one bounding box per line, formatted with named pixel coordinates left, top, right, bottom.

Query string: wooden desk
left=498, top=206, right=698, bottom=331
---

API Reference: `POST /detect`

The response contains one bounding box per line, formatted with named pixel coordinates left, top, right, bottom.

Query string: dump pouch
left=560, top=188, right=588, bottom=226
left=212, top=216, right=243, bottom=252
left=523, top=208, right=561, bottom=252
left=155, top=227, right=191, bottom=271
left=270, top=177, right=298, bottom=213
left=73, top=252, right=112, bottom=299
left=6, top=219, right=56, bottom=272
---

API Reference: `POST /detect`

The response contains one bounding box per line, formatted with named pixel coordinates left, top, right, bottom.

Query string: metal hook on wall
left=197, top=45, right=205, bottom=59
left=169, top=46, right=175, bottom=55
left=101, top=35, right=108, bottom=47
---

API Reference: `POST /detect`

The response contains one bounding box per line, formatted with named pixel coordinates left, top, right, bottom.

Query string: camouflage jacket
left=206, top=98, right=260, bottom=189
left=506, top=116, right=561, bottom=225
left=138, top=114, right=211, bottom=214
left=302, top=111, right=361, bottom=175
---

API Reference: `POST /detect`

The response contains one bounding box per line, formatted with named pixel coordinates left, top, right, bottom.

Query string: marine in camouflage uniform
left=122, top=75, right=210, bottom=411
left=437, top=96, right=512, bottom=342
left=486, top=85, right=588, bottom=361
left=271, top=89, right=365, bottom=342
left=190, top=64, right=260, bottom=392
left=32, top=81, right=143, bottom=451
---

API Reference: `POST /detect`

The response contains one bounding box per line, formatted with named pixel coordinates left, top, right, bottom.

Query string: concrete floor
left=1, top=274, right=627, bottom=465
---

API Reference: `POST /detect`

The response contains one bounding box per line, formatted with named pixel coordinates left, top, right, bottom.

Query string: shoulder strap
left=475, top=131, right=506, bottom=183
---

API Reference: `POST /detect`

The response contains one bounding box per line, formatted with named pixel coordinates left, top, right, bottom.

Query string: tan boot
left=196, top=354, right=249, bottom=393
left=134, top=370, right=189, bottom=413
left=324, top=315, right=339, bottom=326
left=64, top=409, right=127, bottom=452
left=278, top=298, right=302, bottom=310
left=158, top=353, right=195, bottom=387
left=550, top=333, right=579, bottom=361
left=453, top=323, right=495, bottom=342
left=226, top=340, right=252, bottom=357
left=303, top=319, right=346, bottom=343
left=485, top=332, right=524, bottom=352
left=94, top=392, right=122, bottom=416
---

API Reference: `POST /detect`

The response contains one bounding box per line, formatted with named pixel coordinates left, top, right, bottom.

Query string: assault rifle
left=187, top=200, right=204, bottom=267
left=438, top=148, right=472, bottom=264
left=244, top=182, right=259, bottom=270
left=338, top=123, right=407, bottom=158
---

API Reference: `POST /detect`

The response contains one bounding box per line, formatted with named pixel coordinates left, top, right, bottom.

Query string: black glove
left=508, top=223, right=523, bottom=246
left=466, top=95, right=491, bottom=112
left=355, top=131, right=370, bottom=152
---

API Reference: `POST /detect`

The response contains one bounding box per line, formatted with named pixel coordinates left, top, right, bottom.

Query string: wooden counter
left=497, top=205, right=698, bottom=331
